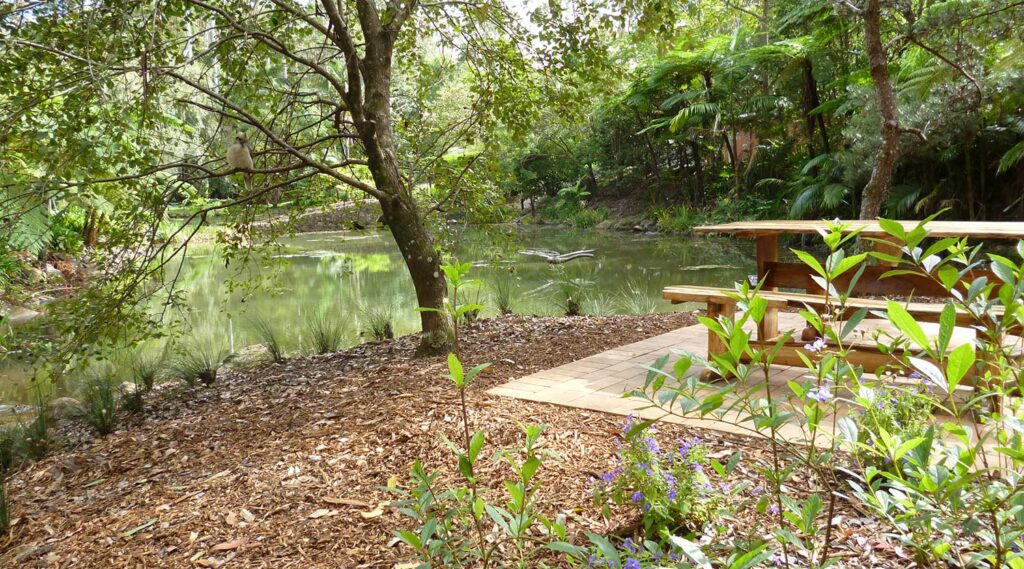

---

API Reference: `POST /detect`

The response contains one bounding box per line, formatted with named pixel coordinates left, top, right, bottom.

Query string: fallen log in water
left=519, top=249, right=595, bottom=264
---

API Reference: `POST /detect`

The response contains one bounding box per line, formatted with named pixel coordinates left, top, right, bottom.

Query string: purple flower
left=644, top=437, right=660, bottom=454
left=769, top=505, right=779, bottom=515
left=663, top=472, right=677, bottom=488
left=631, top=491, right=644, bottom=504
left=667, top=489, right=677, bottom=500
left=804, top=337, right=826, bottom=353
left=622, top=414, right=637, bottom=436
left=720, top=482, right=731, bottom=493
left=809, top=384, right=833, bottom=402
left=623, top=537, right=637, bottom=553
left=691, top=462, right=704, bottom=473
left=625, top=559, right=641, bottom=569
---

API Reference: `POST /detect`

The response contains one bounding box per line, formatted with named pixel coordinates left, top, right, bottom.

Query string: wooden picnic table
left=672, top=219, right=1024, bottom=375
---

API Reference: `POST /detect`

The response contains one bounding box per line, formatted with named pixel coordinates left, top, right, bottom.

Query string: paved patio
left=487, top=312, right=976, bottom=442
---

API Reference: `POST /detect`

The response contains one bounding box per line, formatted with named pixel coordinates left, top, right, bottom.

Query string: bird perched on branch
left=226, top=132, right=254, bottom=193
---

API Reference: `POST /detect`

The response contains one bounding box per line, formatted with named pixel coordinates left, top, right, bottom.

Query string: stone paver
left=487, top=313, right=980, bottom=444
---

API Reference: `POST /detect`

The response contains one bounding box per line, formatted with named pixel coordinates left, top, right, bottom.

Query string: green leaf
left=447, top=353, right=465, bottom=388
left=886, top=301, right=930, bottom=351
left=945, top=343, right=975, bottom=392
left=468, top=430, right=485, bottom=462
left=668, top=535, right=713, bottom=569
left=521, top=455, right=541, bottom=484
left=792, top=249, right=826, bottom=278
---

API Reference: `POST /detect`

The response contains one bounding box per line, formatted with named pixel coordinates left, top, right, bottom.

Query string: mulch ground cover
left=2, top=314, right=907, bottom=568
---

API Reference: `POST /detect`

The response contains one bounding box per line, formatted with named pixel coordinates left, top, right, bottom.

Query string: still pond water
left=2, top=226, right=755, bottom=403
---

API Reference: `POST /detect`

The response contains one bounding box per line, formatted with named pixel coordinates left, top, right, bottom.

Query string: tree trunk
left=353, top=27, right=453, bottom=354
left=859, top=0, right=901, bottom=220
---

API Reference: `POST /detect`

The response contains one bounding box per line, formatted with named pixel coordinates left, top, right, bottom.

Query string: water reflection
left=2, top=226, right=754, bottom=401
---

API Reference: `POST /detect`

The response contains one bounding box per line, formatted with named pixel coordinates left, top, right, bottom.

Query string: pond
left=1, top=226, right=755, bottom=404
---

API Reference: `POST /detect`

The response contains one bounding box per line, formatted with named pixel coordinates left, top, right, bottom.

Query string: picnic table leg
left=702, top=301, right=736, bottom=381
left=755, top=235, right=779, bottom=342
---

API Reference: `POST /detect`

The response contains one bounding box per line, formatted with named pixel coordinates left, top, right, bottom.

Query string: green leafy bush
left=651, top=206, right=702, bottom=233
left=849, top=380, right=933, bottom=470
left=568, top=206, right=610, bottom=229
left=595, top=417, right=728, bottom=535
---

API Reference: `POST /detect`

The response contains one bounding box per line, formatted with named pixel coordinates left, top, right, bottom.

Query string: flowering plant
left=594, top=416, right=732, bottom=535
left=850, top=377, right=934, bottom=470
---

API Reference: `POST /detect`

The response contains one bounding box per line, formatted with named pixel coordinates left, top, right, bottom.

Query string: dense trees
left=502, top=0, right=1024, bottom=223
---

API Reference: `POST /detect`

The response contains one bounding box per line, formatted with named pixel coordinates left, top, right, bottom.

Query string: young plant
left=595, top=417, right=733, bottom=536
left=304, top=308, right=347, bottom=354
left=249, top=314, right=286, bottom=363
left=618, top=279, right=658, bottom=315
left=78, top=368, right=119, bottom=436
left=168, top=340, right=228, bottom=387
left=489, top=272, right=518, bottom=316
left=128, top=349, right=164, bottom=392
left=360, top=302, right=396, bottom=341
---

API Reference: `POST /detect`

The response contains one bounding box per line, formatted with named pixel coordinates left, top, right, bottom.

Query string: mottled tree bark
left=859, top=0, right=901, bottom=220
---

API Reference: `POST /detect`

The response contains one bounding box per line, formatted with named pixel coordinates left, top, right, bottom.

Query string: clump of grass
left=568, top=206, right=610, bottom=229
left=651, top=205, right=702, bottom=233
left=78, top=370, right=119, bottom=436
left=168, top=340, right=229, bottom=387
left=22, top=384, right=51, bottom=459
left=120, top=381, right=145, bottom=415
left=0, top=425, right=24, bottom=474
left=361, top=303, right=395, bottom=341
left=489, top=273, right=517, bottom=316
left=461, top=285, right=484, bottom=324
left=618, top=279, right=658, bottom=314
left=583, top=292, right=615, bottom=316
left=0, top=478, right=9, bottom=533
left=553, top=268, right=592, bottom=317
left=128, top=349, right=164, bottom=393
left=305, top=308, right=347, bottom=355
left=249, top=315, right=286, bottom=363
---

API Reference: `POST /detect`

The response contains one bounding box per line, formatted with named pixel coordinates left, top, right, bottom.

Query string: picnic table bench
left=663, top=220, right=1024, bottom=375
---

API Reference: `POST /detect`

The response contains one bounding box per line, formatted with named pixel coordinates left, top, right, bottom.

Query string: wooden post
left=873, top=237, right=901, bottom=267
left=703, top=301, right=736, bottom=382
left=756, top=234, right=779, bottom=342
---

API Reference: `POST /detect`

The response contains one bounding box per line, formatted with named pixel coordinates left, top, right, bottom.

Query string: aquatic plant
left=249, top=314, right=286, bottom=363
left=304, top=308, right=348, bottom=355
left=78, top=370, right=119, bottom=436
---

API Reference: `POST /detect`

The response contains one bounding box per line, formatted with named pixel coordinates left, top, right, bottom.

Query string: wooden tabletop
left=694, top=220, right=1024, bottom=239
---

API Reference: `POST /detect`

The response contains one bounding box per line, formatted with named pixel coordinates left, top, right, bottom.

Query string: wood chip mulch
left=1, top=313, right=910, bottom=568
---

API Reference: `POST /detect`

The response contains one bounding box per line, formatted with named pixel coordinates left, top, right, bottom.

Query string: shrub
left=168, top=340, right=228, bottom=386
left=569, top=206, right=610, bottom=229
left=651, top=205, right=702, bottom=234
left=623, top=218, right=1024, bottom=567
left=249, top=314, right=286, bottom=363
left=304, top=308, right=347, bottom=354
left=595, top=417, right=727, bottom=535
left=850, top=379, right=933, bottom=471
left=22, top=385, right=51, bottom=459
left=360, top=302, right=395, bottom=341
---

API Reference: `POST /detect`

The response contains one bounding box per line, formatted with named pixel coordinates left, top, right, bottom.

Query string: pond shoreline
left=3, top=313, right=902, bottom=568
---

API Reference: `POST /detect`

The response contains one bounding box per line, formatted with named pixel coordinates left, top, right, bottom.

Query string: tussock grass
left=168, top=340, right=229, bottom=387
left=305, top=308, right=347, bottom=355
left=618, top=279, right=658, bottom=314
left=489, top=273, right=517, bottom=315
left=249, top=315, right=286, bottom=363
left=360, top=303, right=395, bottom=341
left=78, top=369, right=119, bottom=436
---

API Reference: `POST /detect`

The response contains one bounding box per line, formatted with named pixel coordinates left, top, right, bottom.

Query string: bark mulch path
left=2, top=314, right=906, bottom=568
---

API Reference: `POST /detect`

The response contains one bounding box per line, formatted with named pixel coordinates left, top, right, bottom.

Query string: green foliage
left=78, top=369, right=119, bottom=436
left=0, top=425, right=24, bottom=474
left=127, top=349, right=164, bottom=393
left=0, top=244, right=26, bottom=292
left=568, top=206, right=610, bottom=229
left=249, top=315, right=286, bottom=364
left=619, top=220, right=1024, bottom=568
left=168, top=340, right=228, bottom=387
left=651, top=205, right=702, bottom=233
left=0, top=478, right=8, bottom=534
left=360, top=303, right=396, bottom=342
left=595, top=419, right=726, bottom=535
left=304, top=308, right=347, bottom=355
left=618, top=279, right=658, bottom=314
left=488, top=272, right=518, bottom=316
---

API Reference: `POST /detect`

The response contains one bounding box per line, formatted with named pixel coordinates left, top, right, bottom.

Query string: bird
left=226, top=132, right=254, bottom=193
